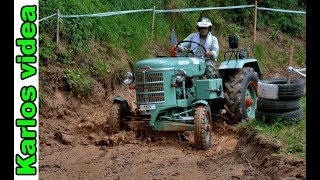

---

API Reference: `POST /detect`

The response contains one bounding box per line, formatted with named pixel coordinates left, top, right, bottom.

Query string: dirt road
left=39, top=86, right=305, bottom=180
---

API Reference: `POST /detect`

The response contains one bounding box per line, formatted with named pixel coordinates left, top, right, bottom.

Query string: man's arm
left=208, top=36, right=219, bottom=59
left=178, top=33, right=196, bottom=50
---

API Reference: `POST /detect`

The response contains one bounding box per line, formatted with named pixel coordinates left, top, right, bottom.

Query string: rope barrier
left=257, top=7, right=306, bottom=14
left=39, top=13, right=57, bottom=22
left=39, top=5, right=306, bottom=22
left=59, top=9, right=153, bottom=18
left=155, top=5, right=255, bottom=13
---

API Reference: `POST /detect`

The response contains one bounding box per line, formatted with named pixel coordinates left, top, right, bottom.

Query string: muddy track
left=39, top=86, right=305, bottom=180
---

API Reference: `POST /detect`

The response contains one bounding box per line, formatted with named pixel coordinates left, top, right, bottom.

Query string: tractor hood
left=134, top=57, right=206, bottom=77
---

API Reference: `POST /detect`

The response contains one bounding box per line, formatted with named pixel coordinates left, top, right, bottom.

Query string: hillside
left=38, top=0, right=306, bottom=179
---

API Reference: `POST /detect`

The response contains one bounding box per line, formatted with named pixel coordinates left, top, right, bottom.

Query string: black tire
left=257, top=98, right=301, bottom=113
left=194, top=104, right=212, bottom=150
left=224, top=67, right=259, bottom=124
left=255, top=107, right=303, bottom=124
left=109, top=102, right=130, bottom=134
left=258, top=79, right=304, bottom=100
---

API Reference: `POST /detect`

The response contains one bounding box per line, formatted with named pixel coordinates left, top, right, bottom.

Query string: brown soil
left=39, top=83, right=306, bottom=180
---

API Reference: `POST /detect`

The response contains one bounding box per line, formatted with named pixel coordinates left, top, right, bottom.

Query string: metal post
left=151, top=5, right=156, bottom=38
left=253, top=0, right=257, bottom=42
left=56, top=9, right=60, bottom=46
left=287, top=45, right=294, bottom=84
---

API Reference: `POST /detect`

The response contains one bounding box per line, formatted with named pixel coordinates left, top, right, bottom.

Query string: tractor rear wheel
left=224, top=67, right=259, bottom=124
left=194, top=104, right=212, bottom=150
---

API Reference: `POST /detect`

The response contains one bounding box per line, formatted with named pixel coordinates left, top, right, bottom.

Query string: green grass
left=64, top=68, right=92, bottom=97
left=239, top=95, right=306, bottom=159
left=39, top=0, right=306, bottom=97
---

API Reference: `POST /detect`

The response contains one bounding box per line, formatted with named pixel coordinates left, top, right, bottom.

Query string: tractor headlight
left=176, top=69, right=186, bottom=82
left=122, top=72, right=135, bottom=85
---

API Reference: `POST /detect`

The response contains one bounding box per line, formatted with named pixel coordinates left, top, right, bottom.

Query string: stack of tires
left=255, top=78, right=305, bottom=124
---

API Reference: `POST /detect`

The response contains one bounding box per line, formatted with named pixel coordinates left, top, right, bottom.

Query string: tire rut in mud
left=40, top=120, right=306, bottom=180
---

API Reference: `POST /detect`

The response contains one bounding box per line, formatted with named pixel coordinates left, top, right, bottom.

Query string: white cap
left=197, top=18, right=212, bottom=27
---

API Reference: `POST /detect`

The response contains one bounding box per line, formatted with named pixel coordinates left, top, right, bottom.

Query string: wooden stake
left=287, top=45, right=294, bottom=84
left=56, top=9, right=60, bottom=46
left=253, top=0, right=257, bottom=42
left=151, top=5, right=156, bottom=39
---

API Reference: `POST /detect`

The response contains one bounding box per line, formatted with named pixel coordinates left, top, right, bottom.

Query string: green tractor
left=112, top=34, right=261, bottom=150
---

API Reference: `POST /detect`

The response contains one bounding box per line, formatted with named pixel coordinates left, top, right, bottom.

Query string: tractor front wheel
left=109, top=102, right=130, bottom=134
left=194, top=104, right=212, bottom=150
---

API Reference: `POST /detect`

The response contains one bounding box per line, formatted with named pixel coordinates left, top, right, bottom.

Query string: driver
left=178, top=16, right=219, bottom=78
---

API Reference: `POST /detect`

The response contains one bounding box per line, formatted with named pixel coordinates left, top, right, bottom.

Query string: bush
left=64, top=69, right=91, bottom=97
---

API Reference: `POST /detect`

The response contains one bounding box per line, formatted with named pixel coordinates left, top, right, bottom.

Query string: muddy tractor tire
left=109, top=102, right=130, bottom=134
left=194, top=104, right=212, bottom=150
left=224, top=67, right=259, bottom=124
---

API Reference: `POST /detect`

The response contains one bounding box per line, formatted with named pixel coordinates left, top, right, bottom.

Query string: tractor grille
left=135, top=72, right=164, bottom=104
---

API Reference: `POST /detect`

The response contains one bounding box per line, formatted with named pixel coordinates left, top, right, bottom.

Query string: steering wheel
left=176, top=40, right=207, bottom=57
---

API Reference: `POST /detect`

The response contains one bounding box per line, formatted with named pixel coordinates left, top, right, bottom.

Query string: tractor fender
left=114, top=96, right=130, bottom=109
left=114, top=96, right=127, bottom=103
left=219, top=59, right=261, bottom=76
left=113, top=96, right=131, bottom=117
left=192, top=100, right=208, bottom=107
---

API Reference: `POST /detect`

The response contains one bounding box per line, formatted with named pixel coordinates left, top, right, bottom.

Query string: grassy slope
left=239, top=95, right=306, bottom=160
left=39, top=0, right=306, bottom=159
